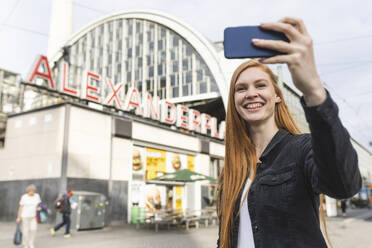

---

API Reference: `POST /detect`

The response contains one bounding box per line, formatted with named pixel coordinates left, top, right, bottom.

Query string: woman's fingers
left=252, top=38, right=293, bottom=53
left=258, top=54, right=293, bottom=65
left=279, top=17, right=309, bottom=35
left=260, top=22, right=299, bottom=41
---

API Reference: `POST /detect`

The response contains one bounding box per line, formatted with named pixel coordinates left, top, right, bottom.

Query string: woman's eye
left=235, top=87, right=245, bottom=92
left=256, top=83, right=266, bottom=88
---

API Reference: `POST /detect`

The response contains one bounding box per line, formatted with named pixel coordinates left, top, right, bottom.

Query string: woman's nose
left=244, top=91, right=259, bottom=99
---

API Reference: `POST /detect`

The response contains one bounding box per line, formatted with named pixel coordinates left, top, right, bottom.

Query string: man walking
left=51, top=189, right=73, bottom=238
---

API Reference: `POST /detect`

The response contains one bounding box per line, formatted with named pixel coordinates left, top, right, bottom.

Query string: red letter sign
left=160, top=101, right=176, bottom=125
left=142, top=92, right=160, bottom=120
left=201, top=113, right=212, bottom=135
left=188, top=109, right=201, bottom=133
left=104, top=79, right=123, bottom=109
left=28, top=55, right=55, bottom=89
left=59, top=61, right=78, bottom=96
left=124, top=87, right=142, bottom=115
left=176, top=105, right=189, bottom=129
left=83, top=71, right=101, bottom=102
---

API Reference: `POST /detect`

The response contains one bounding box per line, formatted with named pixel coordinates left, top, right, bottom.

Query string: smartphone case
left=224, top=26, right=289, bottom=59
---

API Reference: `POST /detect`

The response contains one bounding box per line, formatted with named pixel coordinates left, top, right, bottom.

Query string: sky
left=1, top=0, right=372, bottom=150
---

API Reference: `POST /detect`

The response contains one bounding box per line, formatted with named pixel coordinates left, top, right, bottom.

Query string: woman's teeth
left=245, top=103, right=263, bottom=109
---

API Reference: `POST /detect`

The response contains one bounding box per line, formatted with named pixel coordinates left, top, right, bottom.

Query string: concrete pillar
left=47, top=0, right=73, bottom=61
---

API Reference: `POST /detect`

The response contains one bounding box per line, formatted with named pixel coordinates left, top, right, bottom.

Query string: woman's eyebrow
left=235, top=78, right=268, bottom=85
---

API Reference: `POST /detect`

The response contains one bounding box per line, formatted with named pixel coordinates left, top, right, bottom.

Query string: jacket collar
left=259, top=129, right=291, bottom=163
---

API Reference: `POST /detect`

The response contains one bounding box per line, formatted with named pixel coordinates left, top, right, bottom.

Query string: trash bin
left=131, top=206, right=145, bottom=224
left=69, top=191, right=108, bottom=230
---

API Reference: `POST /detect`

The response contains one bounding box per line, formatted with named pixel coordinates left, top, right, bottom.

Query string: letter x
left=105, top=80, right=123, bottom=109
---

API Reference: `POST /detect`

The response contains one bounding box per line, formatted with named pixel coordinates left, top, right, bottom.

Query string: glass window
left=137, top=57, right=142, bottom=67
left=117, top=40, right=122, bottom=50
left=158, top=65, right=163, bottom=75
left=170, top=74, right=178, bottom=86
left=127, top=48, right=132, bottom=58
left=148, top=66, right=154, bottom=77
left=160, top=77, right=166, bottom=88
left=149, top=42, right=154, bottom=51
left=125, top=60, right=132, bottom=71
left=146, top=55, right=153, bottom=65
left=173, top=36, right=179, bottom=47
left=200, top=82, right=207, bottom=94
left=182, top=59, right=189, bottom=71
left=158, top=89, right=163, bottom=99
left=136, top=22, right=141, bottom=32
left=183, top=85, right=189, bottom=96
left=171, top=50, right=177, bottom=60
left=186, top=45, right=193, bottom=56
left=135, top=69, right=141, bottom=80
left=160, top=27, right=166, bottom=38
left=158, top=40, right=163, bottom=50
left=116, top=52, right=121, bottom=62
left=135, top=46, right=141, bottom=56
left=197, top=70, right=203, bottom=81
left=172, top=61, right=178, bottom=73
left=172, top=87, right=179, bottom=97
left=186, top=71, right=192, bottom=83
left=126, top=71, right=131, bottom=82
left=146, top=80, right=151, bottom=90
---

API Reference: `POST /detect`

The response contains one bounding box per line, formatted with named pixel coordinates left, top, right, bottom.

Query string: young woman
left=217, top=17, right=362, bottom=248
left=17, top=184, right=42, bottom=248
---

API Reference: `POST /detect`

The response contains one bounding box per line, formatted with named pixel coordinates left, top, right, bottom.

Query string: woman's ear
left=275, top=95, right=282, bottom=103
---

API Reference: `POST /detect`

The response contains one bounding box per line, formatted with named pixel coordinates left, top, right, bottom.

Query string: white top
left=237, top=178, right=255, bottom=248
left=19, top=193, right=41, bottom=218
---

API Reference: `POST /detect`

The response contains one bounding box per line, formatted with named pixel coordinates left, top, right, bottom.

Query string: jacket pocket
left=258, top=165, right=295, bottom=210
left=260, top=170, right=294, bottom=186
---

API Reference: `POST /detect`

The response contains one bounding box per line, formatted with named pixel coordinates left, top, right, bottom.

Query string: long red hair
left=217, top=60, right=301, bottom=248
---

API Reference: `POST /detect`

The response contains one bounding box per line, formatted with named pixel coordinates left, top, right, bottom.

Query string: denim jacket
left=217, top=92, right=362, bottom=248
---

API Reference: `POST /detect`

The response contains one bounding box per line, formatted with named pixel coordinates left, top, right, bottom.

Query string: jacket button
left=254, top=225, right=259, bottom=231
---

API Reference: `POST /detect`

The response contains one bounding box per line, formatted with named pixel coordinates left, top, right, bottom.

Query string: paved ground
left=1, top=208, right=372, bottom=248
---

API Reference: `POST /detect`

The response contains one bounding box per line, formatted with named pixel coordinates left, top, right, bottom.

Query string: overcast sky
left=1, top=0, right=372, bottom=150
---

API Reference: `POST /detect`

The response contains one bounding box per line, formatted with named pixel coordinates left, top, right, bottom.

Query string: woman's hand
left=16, top=217, right=21, bottom=223
left=252, top=17, right=326, bottom=106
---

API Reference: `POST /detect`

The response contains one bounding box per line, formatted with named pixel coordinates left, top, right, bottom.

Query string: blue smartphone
left=224, top=26, right=289, bottom=59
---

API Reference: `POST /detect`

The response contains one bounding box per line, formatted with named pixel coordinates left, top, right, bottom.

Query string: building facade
left=0, top=10, right=371, bottom=222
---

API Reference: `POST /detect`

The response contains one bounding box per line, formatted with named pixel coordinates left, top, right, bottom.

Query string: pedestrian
left=341, top=199, right=347, bottom=216
left=16, top=184, right=42, bottom=248
left=217, top=17, right=362, bottom=248
left=51, top=189, right=73, bottom=238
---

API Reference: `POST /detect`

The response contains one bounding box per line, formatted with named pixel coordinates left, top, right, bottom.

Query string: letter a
left=28, top=55, right=55, bottom=89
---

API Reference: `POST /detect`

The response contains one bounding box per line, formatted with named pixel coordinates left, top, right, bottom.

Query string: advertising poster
left=131, top=146, right=146, bottom=207
left=132, top=146, right=146, bottom=181
left=130, top=146, right=196, bottom=215
left=144, top=184, right=166, bottom=213
left=187, top=155, right=195, bottom=171
left=146, top=147, right=166, bottom=180
left=166, top=152, right=187, bottom=172
left=174, top=186, right=184, bottom=211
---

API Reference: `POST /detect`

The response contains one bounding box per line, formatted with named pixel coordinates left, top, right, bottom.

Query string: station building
left=0, top=10, right=371, bottom=222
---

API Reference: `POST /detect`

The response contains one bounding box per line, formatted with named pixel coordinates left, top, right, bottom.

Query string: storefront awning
left=146, top=169, right=217, bottom=185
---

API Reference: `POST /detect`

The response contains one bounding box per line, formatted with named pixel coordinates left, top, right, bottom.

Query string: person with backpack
left=51, top=189, right=73, bottom=238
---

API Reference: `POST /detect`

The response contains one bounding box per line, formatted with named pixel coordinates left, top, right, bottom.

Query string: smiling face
left=234, top=66, right=281, bottom=126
